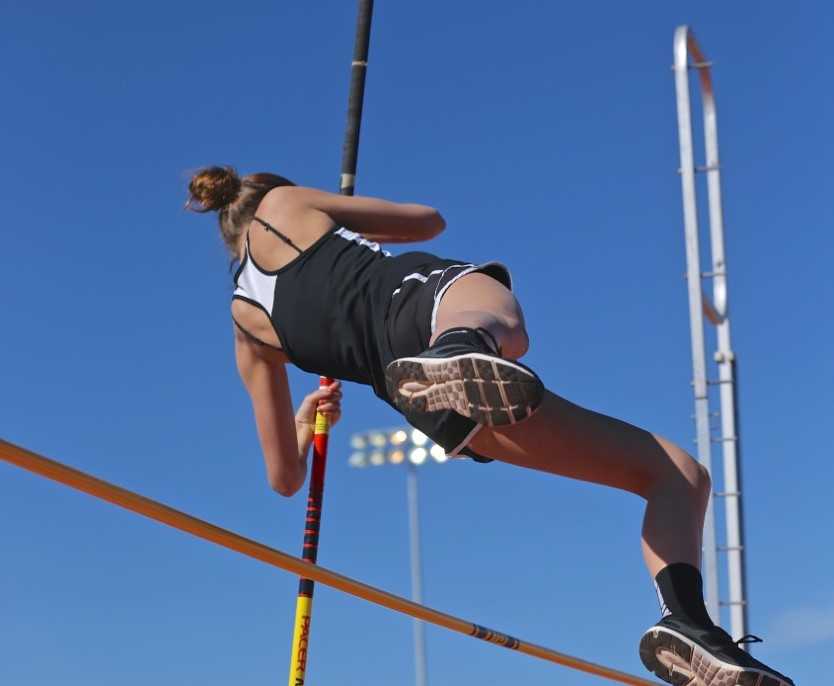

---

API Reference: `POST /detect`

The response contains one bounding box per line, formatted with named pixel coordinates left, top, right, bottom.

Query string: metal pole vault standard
left=0, top=439, right=659, bottom=686
left=287, top=2, right=375, bottom=684
left=672, top=26, right=749, bottom=642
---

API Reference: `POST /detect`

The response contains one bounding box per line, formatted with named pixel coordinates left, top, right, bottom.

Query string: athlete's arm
left=265, top=186, right=446, bottom=243
left=234, top=327, right=342, bottom=496
left=234, top=327, right=304, bottom=495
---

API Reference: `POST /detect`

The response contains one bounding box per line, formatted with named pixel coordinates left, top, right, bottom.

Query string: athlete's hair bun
left=186, top=165, right=242, bottom=212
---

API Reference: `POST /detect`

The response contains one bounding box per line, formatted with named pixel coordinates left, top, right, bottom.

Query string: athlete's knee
left=638, top=435, right=710, bottom=502
left=495, top=307, right=529, bottom=359
left=501, top=324, right=529, bottom=359
left=676, top=450, right=710, bottom=498
left=694, top=461, right=712, bottom=502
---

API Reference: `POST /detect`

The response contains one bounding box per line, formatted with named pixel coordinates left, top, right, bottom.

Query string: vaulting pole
left=0, top=438, right=658, bottom=686
left=287, top=377, right=332, bottom=686
left=339, top=0, right=374, bottom=198
left=287, top=3, right=375, bottom=684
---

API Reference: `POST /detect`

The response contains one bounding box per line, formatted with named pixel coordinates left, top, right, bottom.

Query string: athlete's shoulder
left=261, top=185, right=334, bottom=211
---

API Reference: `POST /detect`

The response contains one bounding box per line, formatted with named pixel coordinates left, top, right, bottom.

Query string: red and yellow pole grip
left=287, top=376, right=332, bottom=686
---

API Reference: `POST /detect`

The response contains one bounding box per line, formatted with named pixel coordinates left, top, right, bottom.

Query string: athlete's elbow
left=425, top=209, right=446, bottom=238
left=267, top=464, right=304, bottom=497
left=269, top=474, right=302, bottom=497
left=273, top=483, right=300, bottom=497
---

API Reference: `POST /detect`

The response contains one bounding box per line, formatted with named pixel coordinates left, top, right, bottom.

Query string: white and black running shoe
left=384, top=327, right=544, bottom=427
left=639, top=616, right=794, bottom=686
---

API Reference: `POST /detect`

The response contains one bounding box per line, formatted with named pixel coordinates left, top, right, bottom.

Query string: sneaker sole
left=639, top=626, right=791, bottom=686
left=385, top=352, right=544, bottom=426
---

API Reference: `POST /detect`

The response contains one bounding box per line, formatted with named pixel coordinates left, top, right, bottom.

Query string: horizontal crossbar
left=0, top=438, right=658, bottom=685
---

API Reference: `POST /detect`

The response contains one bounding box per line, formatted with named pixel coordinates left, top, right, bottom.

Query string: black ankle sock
left=654, top=563, right=715, bottom=628
left=432, top=327, right=501, bottom=355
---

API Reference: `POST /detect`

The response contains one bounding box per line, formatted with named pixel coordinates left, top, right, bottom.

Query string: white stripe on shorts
left=447, top=421, right=485, bottom=457
left=390, top=268, right=446, bottom=297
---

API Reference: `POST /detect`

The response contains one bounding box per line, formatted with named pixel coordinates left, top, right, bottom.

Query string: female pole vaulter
left=187, top=167, right=793, bottom=686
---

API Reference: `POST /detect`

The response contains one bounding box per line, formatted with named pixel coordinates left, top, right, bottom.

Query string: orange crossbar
left=0, top=438, right=658, bottom=685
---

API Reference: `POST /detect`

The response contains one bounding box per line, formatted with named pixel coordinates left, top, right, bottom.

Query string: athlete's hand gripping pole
left=286, top=2, right=374, bottom=684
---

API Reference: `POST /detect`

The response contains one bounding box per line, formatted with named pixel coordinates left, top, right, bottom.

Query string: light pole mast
left=406, top=461, right=428, bottom=686
left=349, top=427, right=447, bottom=686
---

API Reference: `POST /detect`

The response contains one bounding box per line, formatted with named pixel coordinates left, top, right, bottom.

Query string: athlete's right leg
left=468, top=390, right=709, bottom=576
left=406, top=268, right=707, bottom=570
left=467, top=395, right=792, bottom=685
left=385, top=271, right=793, bottom=684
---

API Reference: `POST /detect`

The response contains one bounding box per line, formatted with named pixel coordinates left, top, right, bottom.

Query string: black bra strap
left=252, top=216, right=303, bottom=254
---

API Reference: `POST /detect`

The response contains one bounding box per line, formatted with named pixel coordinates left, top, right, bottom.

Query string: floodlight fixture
left=430, top=444, right=447, bottom=463
left=409, top=447, right=428, bottom=465
left=390, top=429, right=408, bottom=445
left=348, top=452, right=367, bottom=468
left=369, top=451, right=385, bottom=466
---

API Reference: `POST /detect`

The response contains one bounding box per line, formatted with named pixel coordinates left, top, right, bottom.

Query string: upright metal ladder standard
left=672, top=25, right=750, bottom=644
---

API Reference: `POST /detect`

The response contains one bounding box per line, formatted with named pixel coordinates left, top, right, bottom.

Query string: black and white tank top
left=232, top=216, right=482, bottom=399
left=232, top=217, right=395, bottom=392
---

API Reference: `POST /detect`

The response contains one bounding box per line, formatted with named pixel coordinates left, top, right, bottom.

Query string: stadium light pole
left=348, top=427, right=449, bottom=686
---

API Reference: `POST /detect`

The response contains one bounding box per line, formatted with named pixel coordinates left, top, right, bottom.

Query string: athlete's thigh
left=468, top=390, right=684, bottom=497
left=436, top=271, right=523, bottom=325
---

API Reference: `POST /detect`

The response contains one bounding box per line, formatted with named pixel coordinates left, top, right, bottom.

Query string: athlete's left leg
left=386, top=271, right=544, bottom=425
left=430, top=271, right=529, bottom=359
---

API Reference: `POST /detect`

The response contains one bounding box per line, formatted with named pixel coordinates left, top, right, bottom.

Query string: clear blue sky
left=1, top=2, right=831, bottom=684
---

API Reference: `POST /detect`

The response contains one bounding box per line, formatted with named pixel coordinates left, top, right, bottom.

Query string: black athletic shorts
left=380, top=259, right=513, bottom=462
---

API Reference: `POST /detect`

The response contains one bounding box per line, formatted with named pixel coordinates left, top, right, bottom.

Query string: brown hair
left=186, top=166, right=296, bottom=256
